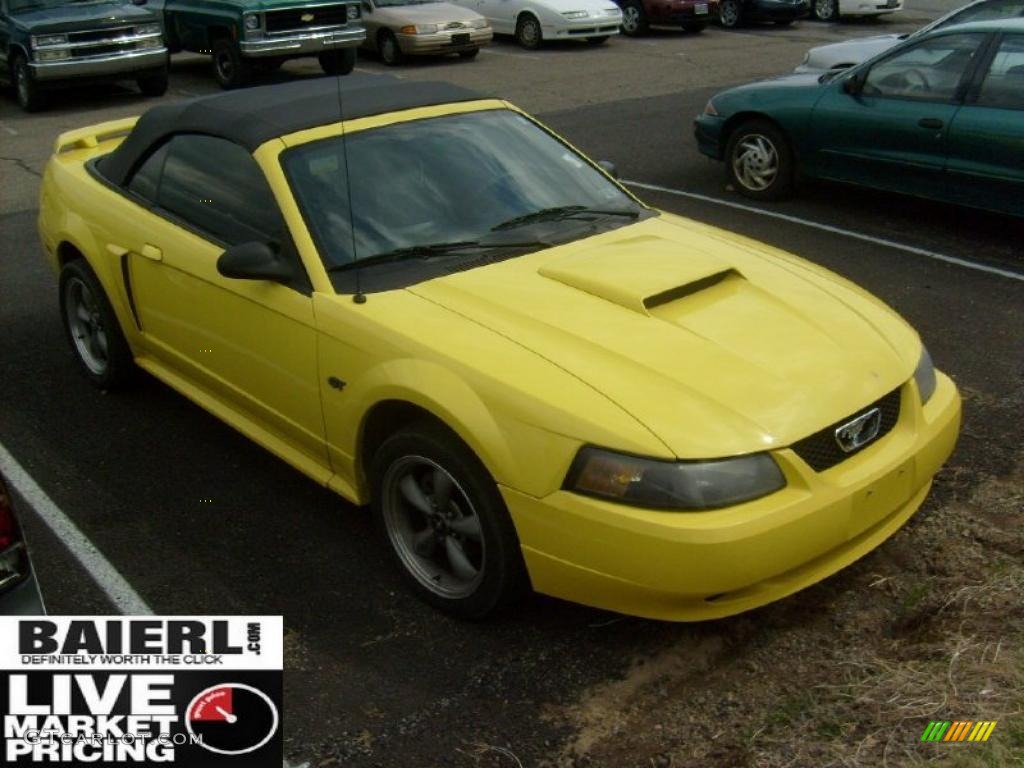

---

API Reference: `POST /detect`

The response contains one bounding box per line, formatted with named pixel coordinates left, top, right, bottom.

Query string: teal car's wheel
left=371, top=421, right=527, bottom=618
left=726, top=119, right=794, bottom=201
left=212, top=38, right=251, bottom=89
left=718, top=0, right=742, bottom=28
left=12, top=54, right=45, bottom=112
left=59, top=260, right=135, bottom=390
left=813, top=0, right=839, bottom=21
left=515, top=13, right=543, bottom=49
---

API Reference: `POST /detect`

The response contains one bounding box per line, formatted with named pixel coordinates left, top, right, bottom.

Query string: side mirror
left=842, top=72, right=864, bottom=95
left=217, top=241, right=293, bottom=282
left=597, top=160, right=619, bottom=180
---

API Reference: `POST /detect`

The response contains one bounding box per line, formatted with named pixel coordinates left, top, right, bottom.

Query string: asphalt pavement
left=1, top=4, right=1021, bottom=765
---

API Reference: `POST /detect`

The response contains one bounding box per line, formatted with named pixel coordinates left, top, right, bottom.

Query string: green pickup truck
left=0, top=0, right=169, bottom=111
left=151, top=0, right=366, bottom=88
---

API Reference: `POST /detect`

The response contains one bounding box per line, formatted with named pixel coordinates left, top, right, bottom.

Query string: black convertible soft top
left=97, top=75, right=487, bottom=187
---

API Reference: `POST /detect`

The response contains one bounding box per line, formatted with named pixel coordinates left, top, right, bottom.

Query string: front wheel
left=211, top=38, right=251, bottom=89
left=319, top=48, right=356, bottom=75
left=725, top=119, right=795, bottom=201
left=371, top=421, right=528, bottom=618
left=718, top=0, right=743, bottom=27
left=137, top=68, right=169, bottom=97
left=12, top=55, right=46, bottom=112
left=515, top=13, right=543, bottom=49
left=813, top=0, right=839, bottom=21
left=620, top=0, right=649, bottom=35
left=378, top=30, right=405, bottom=65
left=59, top=260, right=136, bottom=390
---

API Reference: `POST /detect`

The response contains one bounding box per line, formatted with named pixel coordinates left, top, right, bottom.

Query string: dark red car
left=616, top=0, right=720, bottom=33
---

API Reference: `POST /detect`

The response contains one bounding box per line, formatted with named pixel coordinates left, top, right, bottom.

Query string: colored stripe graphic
left=923, top=720, right=997, bottom=742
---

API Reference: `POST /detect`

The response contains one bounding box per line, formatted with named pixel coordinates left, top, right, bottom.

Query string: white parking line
left=0, top=440, right=153, bottom=615
left=625, top=180, right=1024, bottom=283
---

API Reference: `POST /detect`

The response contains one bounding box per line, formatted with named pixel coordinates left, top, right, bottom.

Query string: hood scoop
left=537, top=235, right=738, bottom=315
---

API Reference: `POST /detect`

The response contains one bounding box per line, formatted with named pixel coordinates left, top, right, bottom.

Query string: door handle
left=140, top=244, right=163, bottom=262
left=918, top=118, right=944, bottom=130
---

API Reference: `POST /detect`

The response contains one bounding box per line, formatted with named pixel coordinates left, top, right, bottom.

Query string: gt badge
left=834, top=407, right=882, bottom=453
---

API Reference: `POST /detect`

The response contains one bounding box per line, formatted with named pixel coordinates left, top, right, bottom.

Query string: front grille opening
left=791, top=388, right=902, bottom=472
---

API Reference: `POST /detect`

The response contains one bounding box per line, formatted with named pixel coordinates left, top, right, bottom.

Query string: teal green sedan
left=694, top=19, right=1024, bottom=217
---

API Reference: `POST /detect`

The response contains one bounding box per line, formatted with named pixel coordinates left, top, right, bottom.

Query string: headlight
left=914, top=346, right=937, bottom=404
left=564, top=10, right=589, bottom=18
left=136, top=23, right=162, bottom=35
left=31, top=33, right=68, bottom=47
left=470, top=17, right=488, bottom=28
left=244, top=13, right=261, bottom=30
left=36, top=49, right=71, bottom=61
left=347, top=3, right=361, bottom=19
left=566, top=447, right=786, bottom=510
left=400, top=23, right=438, bottom=33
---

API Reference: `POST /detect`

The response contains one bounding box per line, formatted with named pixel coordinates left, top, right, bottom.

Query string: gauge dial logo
left=186, top=683, right=279, bottom=756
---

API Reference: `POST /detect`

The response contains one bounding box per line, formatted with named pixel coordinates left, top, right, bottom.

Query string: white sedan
left=809, top=0, right=901, bottom=22
left=453, top=0, right=622, bottom=47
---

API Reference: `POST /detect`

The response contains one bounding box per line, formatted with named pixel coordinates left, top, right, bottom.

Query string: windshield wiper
left=327, top=238, right=541, bottom=273
left=491, top=205, right=640, bottom=232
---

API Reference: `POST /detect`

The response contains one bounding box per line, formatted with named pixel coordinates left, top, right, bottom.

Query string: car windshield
left=283, top=109, right=647, bottom=287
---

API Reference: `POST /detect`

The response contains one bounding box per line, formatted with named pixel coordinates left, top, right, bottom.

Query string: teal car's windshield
left=283, top=109, right=647, bottom=283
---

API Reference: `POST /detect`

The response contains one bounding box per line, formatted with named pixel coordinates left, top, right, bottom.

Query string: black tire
left=319, top=48, right=356, bottom=75
left=59, top=259, right=136, bottom=390
left=620, top=0, right=649, bottom=36
left=370, top=420, right=528, bottom=618
left=378, top=30, right=405, bottom=65
left=725, top=118, right=795, bottom=201
left=515, top=13, right=543, bottom=49
left=12, top=54, right=45, bottom=112
left=718, top=0, right=743, bottom=28
left=587, top=35, right=610, bottom=44
left=458, top=47, right=480, bottom=59
left=682, top=22, right=707, bottom=32
left=211, top=37, right=251, bottom=89
left=137, top=67, right=169, bottom=97
left=813, top=0, right=838, bottom=21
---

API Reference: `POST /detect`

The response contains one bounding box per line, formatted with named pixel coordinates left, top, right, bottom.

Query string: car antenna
left=336, top=70, right=366, bottom=304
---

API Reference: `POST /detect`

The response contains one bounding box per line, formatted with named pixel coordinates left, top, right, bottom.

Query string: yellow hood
left=410, top=213, right=921, bottom=458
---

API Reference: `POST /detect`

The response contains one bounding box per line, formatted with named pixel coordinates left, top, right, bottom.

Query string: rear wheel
left=620, top=0, right=649, bottom=35
left=378, top=30, right=405, bottom=65
left=515, top=13, right=542, bottom=49
left=137, top=67, right=169, bottom=97
left=371, top=421, right=528, bottom=618
left=718, top=0, right=742, bottom=27
left=319, top=48, right=356, bottom=75
left=59, top=260, right=136, bottom=390
left=725, top=119, right=795, bottom=201
left=813, top=0, right=839, bottom=20
left=212, top=37, right=251, bottom=89
left=12, top=54, right=45, bottom=112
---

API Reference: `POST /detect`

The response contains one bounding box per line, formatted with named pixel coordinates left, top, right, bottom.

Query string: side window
left=127, top=141, right=170, bottom=202
left=864, top=33, right=985, bottom=102
left=157, top=135, right=284, bottom=246
left=976, top=35, right=1024, bottom=109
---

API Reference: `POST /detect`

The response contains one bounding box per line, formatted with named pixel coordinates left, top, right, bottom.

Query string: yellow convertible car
left=38, top=78, right=960, bottom=621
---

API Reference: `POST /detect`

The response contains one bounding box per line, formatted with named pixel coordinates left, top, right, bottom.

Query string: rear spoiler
left=53, top=117, right=139, bottom=155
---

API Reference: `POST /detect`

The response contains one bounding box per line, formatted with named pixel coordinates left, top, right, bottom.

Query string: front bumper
left=694, top=112, right=726, bottom=160
left=504, top=373, right=961, bottom=621
left=395, top=27, right=493, bottom=55
left=545, top=16, right=622, bottom=39
left=29, top=47, right=168, bottom=82
left=240, top=26, right=365, bottom=57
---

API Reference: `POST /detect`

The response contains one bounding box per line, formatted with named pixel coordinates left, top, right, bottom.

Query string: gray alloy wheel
left=63, top=276, right=110, bottom=377
left=620, top=0, right=648, bottom=35
left=718, top=0, right=742, bottom=27
left=13, top=55, right=44, bottom=112
left=731, top=132, right=779, bottom=192
left=813, top=0, right=838, bottom=20
left=379, top=30, right=405, bottom=65
left=516, top=14, right=542, bottom=49
left=725, top=118, right=795, bottom=200
left=381, top=455, right=486, bottom=599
